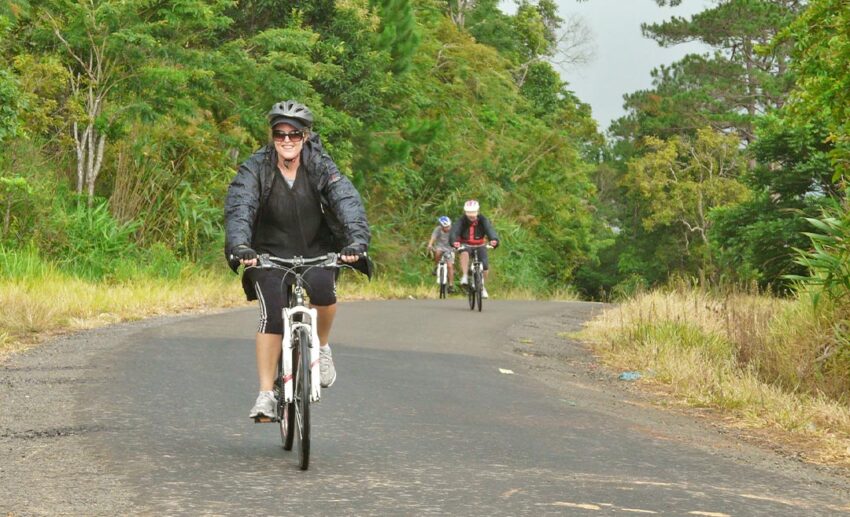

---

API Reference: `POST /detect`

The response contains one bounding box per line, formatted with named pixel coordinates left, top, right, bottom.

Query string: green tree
left=621, top=128, right=750, bottom=275
left=709, top=110, right=838, bottom=289
left=614, top=0, right=803, bottom=145
left=0, top=68, right=22, bottom=144
left=25, top=0, right=232, bottom=201
left=374, top=0, right=420, bottom=74
left=779, top=0, right=850, bottom=178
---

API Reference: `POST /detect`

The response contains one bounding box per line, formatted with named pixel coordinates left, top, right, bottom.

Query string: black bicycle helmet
left=267, top=100, right=314, bottom=129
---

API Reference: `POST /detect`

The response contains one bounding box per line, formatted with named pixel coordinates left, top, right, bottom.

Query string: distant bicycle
left=246, top=253, right=352, bottom=470
left=436, top=250, right=454, bottom=299
left=459, top=244, right=492, bottom=312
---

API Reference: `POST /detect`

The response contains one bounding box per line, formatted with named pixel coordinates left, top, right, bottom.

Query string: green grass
left=337, top=270, right=579, bottom=301
left=0, top=269, right=247, bottom=359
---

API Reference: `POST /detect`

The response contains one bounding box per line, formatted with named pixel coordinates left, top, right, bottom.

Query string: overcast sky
left=501, top=0, right=711, bottom=131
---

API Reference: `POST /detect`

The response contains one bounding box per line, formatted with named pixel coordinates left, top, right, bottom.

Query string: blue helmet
left=438, top=216, right=451, bottom=227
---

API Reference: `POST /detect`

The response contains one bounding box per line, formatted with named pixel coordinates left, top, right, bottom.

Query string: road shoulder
left=501, top=302, right=850, bottom=500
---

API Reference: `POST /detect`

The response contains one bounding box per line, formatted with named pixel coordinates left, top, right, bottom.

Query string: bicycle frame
left=438, top=253, right=450, bottom=281
left=282, top=304, right=321, bottom=403
left=251, top=254, right=341, bottom=404
left=469, top=249, right=483, bottom=277
left=459, top=244, right=488, bottom=280
left=436, top=250, right=453, bottom=298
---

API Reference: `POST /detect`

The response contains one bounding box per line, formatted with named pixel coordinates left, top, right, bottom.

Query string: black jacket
left=224, top=134, right=371, bottom=299
left=449, top=214, right=499, bottom=244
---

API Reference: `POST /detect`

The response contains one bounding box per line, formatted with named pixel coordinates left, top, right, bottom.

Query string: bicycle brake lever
left=257, top=253, right=272, bottom=267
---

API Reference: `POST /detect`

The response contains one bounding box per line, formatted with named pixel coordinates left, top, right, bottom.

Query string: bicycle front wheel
left=439, top=264, right=447, bottom=299
left=475, top=270, right=483, bottom=312
left=467, top=273, right=476, bottom=310
left=295, top=328, right=311, bottom=470
left=280, top=352, right=295, bottom=450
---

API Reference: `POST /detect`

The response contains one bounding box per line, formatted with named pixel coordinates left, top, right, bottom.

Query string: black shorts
left=246, top=267, right=337, bottom=335
left=459, top=246, right=489, bottom=270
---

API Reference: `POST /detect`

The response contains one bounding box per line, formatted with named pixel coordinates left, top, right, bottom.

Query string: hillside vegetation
left=0, top=0, right=601, bottom=293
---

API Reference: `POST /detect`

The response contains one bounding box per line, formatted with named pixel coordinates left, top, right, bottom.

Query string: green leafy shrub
left=791, top=199, right=850, bottom=306
left=787, top=196, right=850, bottom=397
left=42, top=197, right=140, bottom=280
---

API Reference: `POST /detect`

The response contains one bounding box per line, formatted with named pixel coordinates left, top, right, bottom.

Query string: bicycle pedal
left=253, top=416, right=276, bottom=424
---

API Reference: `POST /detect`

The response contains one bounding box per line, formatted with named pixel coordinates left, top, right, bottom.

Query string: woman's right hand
left=232, top=245, right=258, bottom=267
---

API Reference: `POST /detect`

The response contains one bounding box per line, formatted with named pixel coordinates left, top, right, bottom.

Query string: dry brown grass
left=0, top=272, right=247, bottom=360
left=0, top=269, right=572, bottom=362
left=580, top=287, right=850, bottom=467
left=338, top=272, right=578, bottom=301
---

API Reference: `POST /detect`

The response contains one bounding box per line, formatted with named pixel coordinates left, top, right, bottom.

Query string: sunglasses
left=272, top=130, right=305, bottom=143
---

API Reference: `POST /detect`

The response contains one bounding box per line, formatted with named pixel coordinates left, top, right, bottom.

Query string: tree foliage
left=779, top=0, right=850, bottom=178
left=0, top=0, right=603, bottom=292
left=583, top=0, right=836, bottom=296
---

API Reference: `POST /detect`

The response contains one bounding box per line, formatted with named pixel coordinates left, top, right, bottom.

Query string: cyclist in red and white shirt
left=450, top=200, right=500, bottom=299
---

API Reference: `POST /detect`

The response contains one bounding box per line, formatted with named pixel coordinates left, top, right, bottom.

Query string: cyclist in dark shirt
left=450, top=199, right=499, bottom=299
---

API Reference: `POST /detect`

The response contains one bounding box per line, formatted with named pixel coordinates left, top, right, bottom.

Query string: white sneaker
left=320, top=346, right=337, bottom=388
left=460, top=275, right=468, bottom=285
left=482, top=287, right=489, bottom=299
left=249, top=391, right=277, bottom=419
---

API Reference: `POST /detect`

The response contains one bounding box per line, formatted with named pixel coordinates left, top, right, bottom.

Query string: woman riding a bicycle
left=450, top=200, right=499, bottom=299
left=224, top=100, right=370, bottom=420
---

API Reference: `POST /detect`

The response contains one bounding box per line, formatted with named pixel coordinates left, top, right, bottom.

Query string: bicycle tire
left=441, top=263, right=449, bottom=299
left=475, top=270, right=483, bottom=312
left=467, top=270, right=476, bottom=310
left=296, top=327, right=311, bottom=470
left=280, top=351, right=295, bottom=450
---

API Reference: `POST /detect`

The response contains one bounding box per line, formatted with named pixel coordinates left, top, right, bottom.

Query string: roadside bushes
left=7, top=191, right=200, bottom=282
left=786, top=196, right=850, bottom=399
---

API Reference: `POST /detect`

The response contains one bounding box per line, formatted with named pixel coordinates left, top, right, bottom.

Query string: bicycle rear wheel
left=295, top=328, right=311, bottom=470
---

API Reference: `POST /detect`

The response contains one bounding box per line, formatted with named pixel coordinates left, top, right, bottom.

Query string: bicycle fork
left=282, top=306, right=323, bottom=403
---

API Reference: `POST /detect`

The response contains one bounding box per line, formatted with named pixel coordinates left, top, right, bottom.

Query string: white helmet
left=463, top=199, right=479, bottom=213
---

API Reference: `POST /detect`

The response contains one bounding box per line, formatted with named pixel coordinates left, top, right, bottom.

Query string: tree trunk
left=72, top=121, right=86, bottom=195
left=742, top=38, right=757, bottom=145
left=449, top=0, right=472, bottom=29
left=58, top=31, right=110, bottom=204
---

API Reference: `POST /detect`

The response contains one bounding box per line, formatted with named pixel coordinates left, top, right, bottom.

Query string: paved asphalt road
left=4, top=299, right=850, bottom=515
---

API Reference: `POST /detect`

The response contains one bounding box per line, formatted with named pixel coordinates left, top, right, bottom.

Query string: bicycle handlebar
left=262, top=254, right=338, bottom=267
left=245, top=253, right=365, bottom=271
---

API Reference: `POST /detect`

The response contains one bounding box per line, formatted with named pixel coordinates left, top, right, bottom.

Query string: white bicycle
left=436, top=249, right=454, bottom=299
left=247, top=253, right=347, bottom=470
